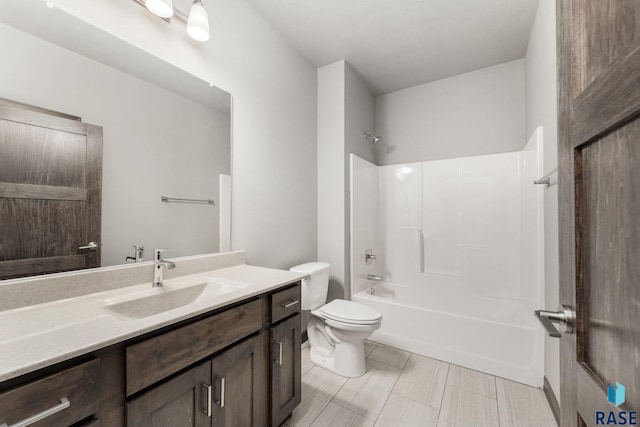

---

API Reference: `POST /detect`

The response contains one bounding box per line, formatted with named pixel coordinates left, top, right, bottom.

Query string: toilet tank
left=290, top=262, right=330, bottom=310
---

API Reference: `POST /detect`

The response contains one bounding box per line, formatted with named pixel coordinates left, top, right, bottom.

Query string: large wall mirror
left=0, top=1, right=231, bottom=279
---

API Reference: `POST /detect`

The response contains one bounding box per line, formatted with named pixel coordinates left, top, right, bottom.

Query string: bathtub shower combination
left=350, top=128, right=545, bottom=387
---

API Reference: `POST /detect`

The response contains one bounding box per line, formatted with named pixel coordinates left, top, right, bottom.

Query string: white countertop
left=0, top=264, right=305, bottom=382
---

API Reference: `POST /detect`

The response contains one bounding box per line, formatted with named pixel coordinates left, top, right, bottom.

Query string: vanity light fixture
left=135, top=0, right=210, bottom=42
left=45, top=0, right=55, bottom=8
left=145, top=0, right=174, bottom=19
left=187, top=0, right=210, bottom=42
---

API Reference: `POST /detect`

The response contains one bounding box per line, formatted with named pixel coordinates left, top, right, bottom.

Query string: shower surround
left=350, top=128, right=545, bottom=387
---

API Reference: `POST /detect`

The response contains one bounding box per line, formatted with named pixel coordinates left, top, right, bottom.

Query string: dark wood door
left=126, top=362, right=211, bottom=427
left=557, top=1, right=640, bottom=426
left=271, top=314, right=301, bottom=427
left=211, top=332, right=267, bottom=427
left=0, top=99, right=102, bottom=279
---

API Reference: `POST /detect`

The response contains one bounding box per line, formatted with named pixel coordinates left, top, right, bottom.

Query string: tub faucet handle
left=365, top=249, right=377, bottom=265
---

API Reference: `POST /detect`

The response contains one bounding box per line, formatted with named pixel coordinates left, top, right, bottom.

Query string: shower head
left=363, top=133, right=382, bottom=144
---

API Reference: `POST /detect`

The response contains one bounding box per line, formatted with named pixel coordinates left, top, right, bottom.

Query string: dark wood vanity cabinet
left=270, top=286, right=302, bottom=427
left=0, top=281, right=302, bottom=427
left=127, top=332, right=267, bottom=427
left=123, top=281, right=301, bottom=427
left=271, top=314, right=301, bottom=427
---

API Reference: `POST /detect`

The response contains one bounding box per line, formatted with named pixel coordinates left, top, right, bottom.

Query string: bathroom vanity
left=0, top=252, right=302, bottom=427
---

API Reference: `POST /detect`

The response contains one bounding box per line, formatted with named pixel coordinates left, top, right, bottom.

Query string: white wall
left=375, top=59, right=526, bottom=165
left=525, top=0, right=560, bottom=401
left=34, top=0, right=318, bottom=270
left=344, top=63, right=377, bottom=298
left=317, top=61, right=346, bottom=302
left=317, top=61, right=376, bottom=302
left=0, top=23, right=230, bottom=266
left=345, top=64, right=376, bottom=165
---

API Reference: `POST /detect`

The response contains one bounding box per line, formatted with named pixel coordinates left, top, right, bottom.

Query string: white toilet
left=290, top=262, right=382, bottom=377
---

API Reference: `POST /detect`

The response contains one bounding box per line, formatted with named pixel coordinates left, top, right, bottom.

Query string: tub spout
left=367, top=274, right=383, bottom=282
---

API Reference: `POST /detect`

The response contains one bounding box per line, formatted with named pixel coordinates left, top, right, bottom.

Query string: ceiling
left=244, top=0, right=540, bottom=95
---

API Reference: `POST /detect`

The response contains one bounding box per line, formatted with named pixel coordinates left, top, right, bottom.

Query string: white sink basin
left=103, top=278, right=250, bottom=320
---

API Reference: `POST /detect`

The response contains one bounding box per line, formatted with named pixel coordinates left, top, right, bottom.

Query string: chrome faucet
left=153, top=248, right=175, bottom=287
left=125, top=245, right=145, bottom=263
left=367, top=274, right=383, bottom=282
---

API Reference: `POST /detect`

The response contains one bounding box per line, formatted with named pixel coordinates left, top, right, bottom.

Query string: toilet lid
left=320, top=300, right=382, bottom=325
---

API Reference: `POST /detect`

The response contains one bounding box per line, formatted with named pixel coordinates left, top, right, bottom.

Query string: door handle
left=534, top=305, right=576, bottom=338
left=78, top=241, right=98, bottom=251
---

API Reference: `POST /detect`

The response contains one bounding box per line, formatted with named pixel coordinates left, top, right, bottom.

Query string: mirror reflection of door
left=0, top=99, right=102, bottom=279
left=557, top=1, right=639, bottom=425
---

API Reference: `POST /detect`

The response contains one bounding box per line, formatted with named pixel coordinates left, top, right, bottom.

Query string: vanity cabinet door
left=211, top=333, right=267, bottom=427
left=271, top=314, right=301, bottom=427
left=126, top=362, right=211, bottom=427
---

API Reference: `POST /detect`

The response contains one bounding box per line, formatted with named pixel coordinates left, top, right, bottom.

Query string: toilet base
left=309, top=339, right=366, bottom=378
left=307, top=313, right=380, bottom=378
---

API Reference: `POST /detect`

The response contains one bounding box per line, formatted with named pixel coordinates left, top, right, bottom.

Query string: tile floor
left=285, top=341, right=557, bottom=427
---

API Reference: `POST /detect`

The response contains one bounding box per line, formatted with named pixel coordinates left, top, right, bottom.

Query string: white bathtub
left=352, top=282, right=544, bottom=387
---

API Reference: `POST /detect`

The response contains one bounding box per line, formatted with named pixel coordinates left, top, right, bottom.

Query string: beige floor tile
left=375, top=393, right=439, bottom=427
left=287, top=365, right=348, bottom=427
left=496, top=378, right=557, bottom=427
left=364, top=340, right=377, bottom=356
left=392, top=354, right=449, bottom=409
left=310, top=402, right=375, bottom=427
left=332, top=359, right=401, bottom=420
left=302, top=346, right=315, bottom=376
left=367, top=344, right=411, bottom=369
left=446, top=365, right=496, bottom=399
left=437, top=386, right=499, bottom=427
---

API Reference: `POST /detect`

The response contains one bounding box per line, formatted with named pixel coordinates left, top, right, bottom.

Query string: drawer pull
left=215, top=376, right=225, bottom=408
left=280, top=299, right=299, bottom=309
left=202, top=384, right=212, bottom=416
left=1, top=397, right=70, bottom=427
left=275, top=340, right=283, bottom=366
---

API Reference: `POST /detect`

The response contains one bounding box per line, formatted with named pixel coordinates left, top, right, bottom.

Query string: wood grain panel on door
left=576, top=121, right=640, bottom=409
left=0, top=99, right=102, bottom=279
left=126, top=362, right=211, bottom=427
left=212, top=333, right=267, bottom=427
left=271, top=313, right=301, bottom=427
left=557, top=0, right=640, bottom=425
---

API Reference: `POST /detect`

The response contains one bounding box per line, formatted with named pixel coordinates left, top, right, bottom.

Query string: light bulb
left=145, top=0, right=173, bottom=19
left=187, top=0, right=210, bottom=42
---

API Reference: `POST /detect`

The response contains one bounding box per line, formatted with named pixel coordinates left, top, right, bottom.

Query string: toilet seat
left=319, top=300, right=381, bottom=325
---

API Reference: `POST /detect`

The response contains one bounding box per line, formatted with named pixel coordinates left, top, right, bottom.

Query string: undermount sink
left=103, top=278, right=250, bottom=320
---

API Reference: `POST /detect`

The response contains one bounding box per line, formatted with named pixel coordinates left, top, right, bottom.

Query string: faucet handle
left=153, top=248, right=170, bottom=260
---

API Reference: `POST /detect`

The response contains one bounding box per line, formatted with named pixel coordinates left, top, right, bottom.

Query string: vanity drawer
left=126, top=298, right=263, bottom=396
left=0, top=359, right=100, bottom=427
left=271, top=283, right=301, bottom=324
